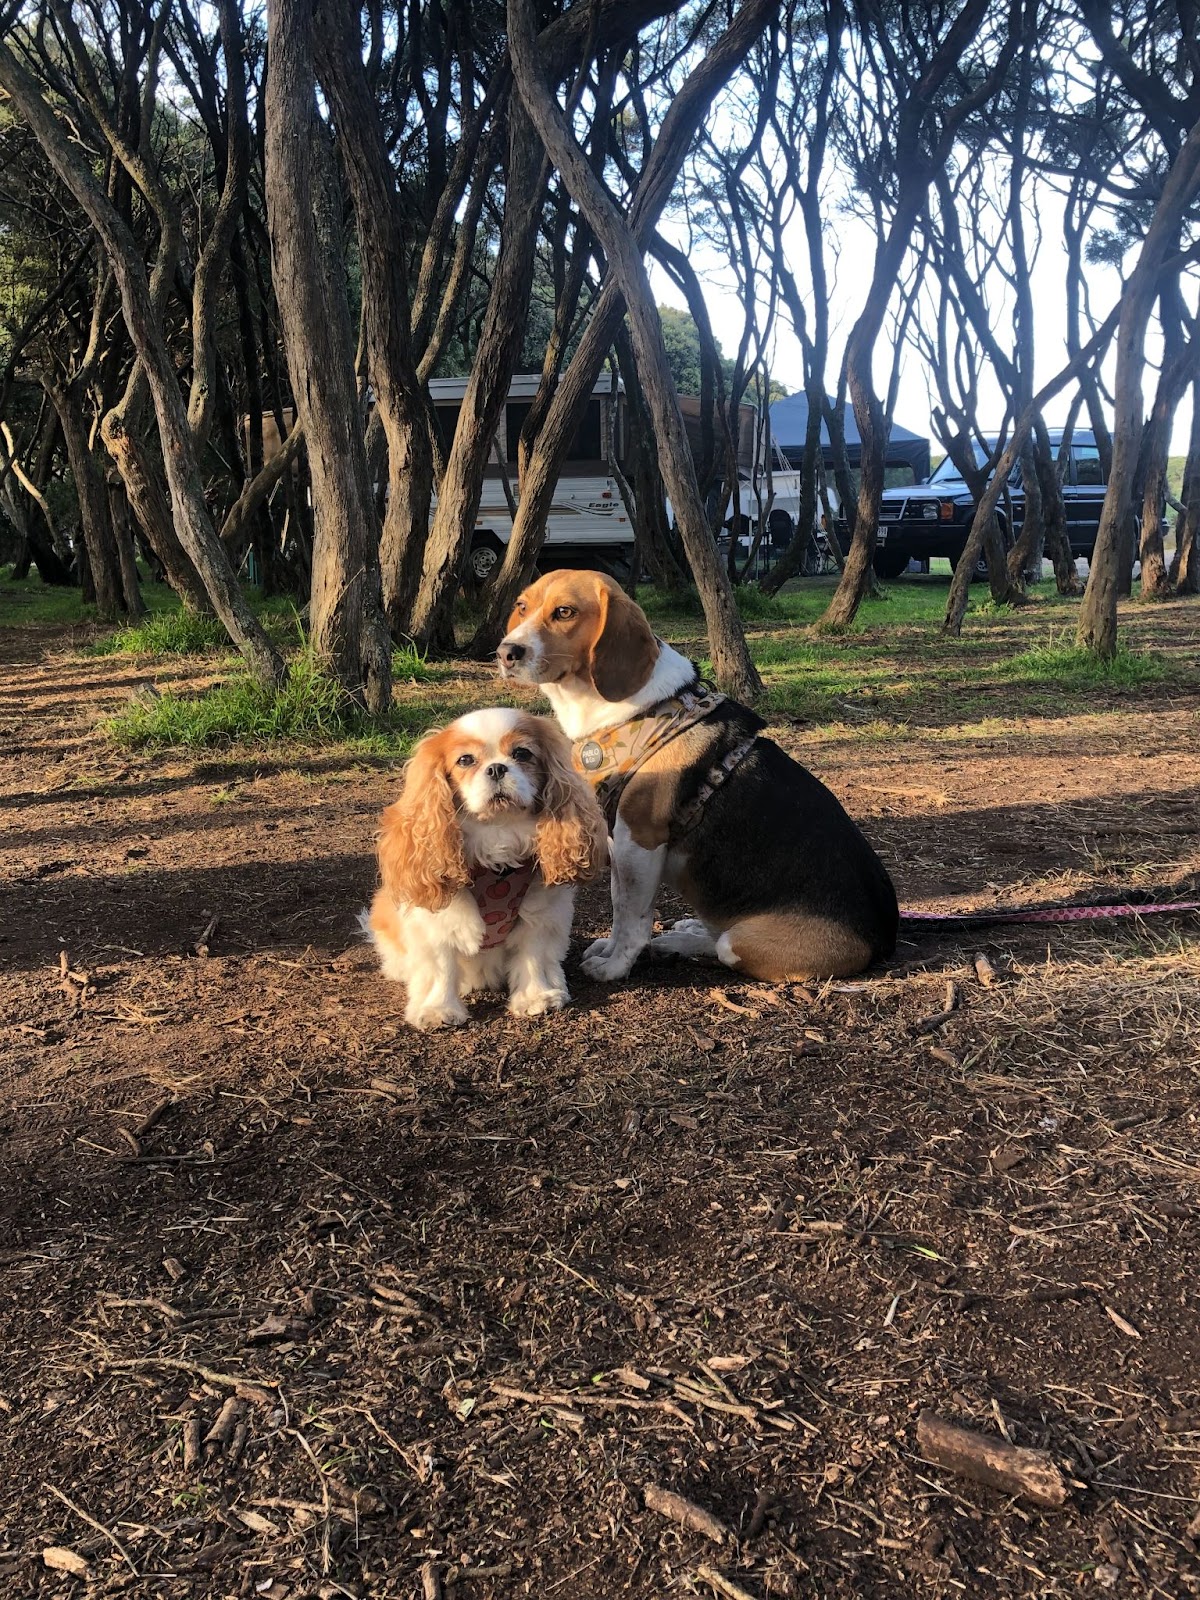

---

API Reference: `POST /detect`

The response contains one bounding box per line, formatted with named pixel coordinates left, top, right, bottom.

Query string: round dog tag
left=579, top=740, right=605, bottom=771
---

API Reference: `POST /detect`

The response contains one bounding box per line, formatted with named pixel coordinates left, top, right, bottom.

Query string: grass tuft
left=106, top=652, right=429, bottom=754
left=91, top=609, right=231, bottom=656
left=1001, top=637, right=1168, bottom=690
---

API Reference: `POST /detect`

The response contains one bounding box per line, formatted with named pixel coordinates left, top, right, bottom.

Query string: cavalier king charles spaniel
left=364, top=708, right=607, bottom=1030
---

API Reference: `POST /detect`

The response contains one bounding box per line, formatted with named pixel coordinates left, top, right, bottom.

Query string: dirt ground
left=2, top=601, right=1200, bottom=1600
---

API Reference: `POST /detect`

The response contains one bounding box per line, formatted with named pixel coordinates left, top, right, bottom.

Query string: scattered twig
left=194, top=912, right=221, bottom=957
left=44, top=1482, right=138, bottom=1577
left=915, top=1412, right=1069, bottom=1509
left=99, top=1356, right=275, bottom=1404
left=696, top=1563, right=759, bottom=1600
left=644, top=1483, right=728, bottom=1544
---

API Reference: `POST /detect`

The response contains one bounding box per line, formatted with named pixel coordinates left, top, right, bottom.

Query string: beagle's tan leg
left=715, top=912, right=873, bottom=982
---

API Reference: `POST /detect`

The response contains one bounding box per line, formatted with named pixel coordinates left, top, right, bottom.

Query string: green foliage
left=658, top=305, right=735, bottom=398
left=91, top=609, right=230, bottom=656
left=1001, top=638, right=1168, bottom=690
left=106, top=652, right=429, bottom=754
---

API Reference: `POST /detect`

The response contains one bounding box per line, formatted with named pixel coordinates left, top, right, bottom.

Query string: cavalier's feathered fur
left=364, top=708, right=606, bottom=1030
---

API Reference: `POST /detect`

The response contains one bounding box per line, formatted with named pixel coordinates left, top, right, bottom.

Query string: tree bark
left=108, top=480, right=146, bottom=618
left=1172, top=378, right=1200, bottom=593
left=264, top=0, right=392, bottom=711
left=1077, top=117, right=1200, bottom=655
left=314, top=0, right=436, bottom=641
left=407, top=100, right=548, bottom=652
left=0, top=38, right=284, bottom=685
left=506, top=0, right=765, bottom=699
left=1137, top=324, right=1196, bottom=599
left=49, top=382, right=124, bottom=620
left=819, top=0, right=999, bottom=631
left=471, top=3, right=773, bottom=653
left=99, top=414, right=214, bottom=611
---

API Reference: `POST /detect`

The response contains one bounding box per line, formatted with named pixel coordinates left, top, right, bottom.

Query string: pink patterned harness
left=470, top=861, right=536, bottom=949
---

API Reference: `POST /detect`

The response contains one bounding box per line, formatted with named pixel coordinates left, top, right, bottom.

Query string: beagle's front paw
left=580, top=947, right=637, bottom=983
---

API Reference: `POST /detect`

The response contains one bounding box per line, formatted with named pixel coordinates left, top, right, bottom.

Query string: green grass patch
left=106, top=652, right=442, bottom=756
left=91, top=609, right=232, bottom=656
left=1001, top=637, right=1169, bottom=690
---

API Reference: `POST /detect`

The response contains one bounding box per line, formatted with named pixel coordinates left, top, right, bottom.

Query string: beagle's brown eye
left=551, top=605, right=577, bottom=621
left=511, top=745, right=534, bottom=762
left=456, top=753, right=476, bottom=768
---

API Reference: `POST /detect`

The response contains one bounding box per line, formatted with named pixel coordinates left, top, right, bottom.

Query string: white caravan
left=428, top=373, right=634, bottom=583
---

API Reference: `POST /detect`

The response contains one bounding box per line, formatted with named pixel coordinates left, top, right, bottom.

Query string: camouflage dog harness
left=470, top=860, right=536, bottom=948
left=572, top=683, right=757, bottom=833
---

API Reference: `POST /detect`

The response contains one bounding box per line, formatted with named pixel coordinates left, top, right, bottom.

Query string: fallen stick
left=915, top=1411, right=1069, bottom=1509
left=696, top=1564, right=759, bottom=1600
left=644, top=1483, right=728, bottom=1544
left=420, top=1558, right=441, bottom=1600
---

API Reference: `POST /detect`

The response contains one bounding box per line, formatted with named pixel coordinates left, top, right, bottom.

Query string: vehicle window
left=505, top=398, right=604, bottom=463
left=884, top=465, right=916, bottom=487
left=929, top=439, right=991, bottom=481
left=1072, top=444, right=1104, bottom=485
left=433, top=403, right=462, bottom=455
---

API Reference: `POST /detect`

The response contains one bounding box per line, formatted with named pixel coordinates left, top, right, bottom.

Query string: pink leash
left=901, top=900, right=1200, bottom=927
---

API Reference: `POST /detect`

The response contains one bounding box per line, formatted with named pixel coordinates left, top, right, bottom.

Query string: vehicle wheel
left=949, top=550, right=988, bottom=583
left=467, top=533, right=504, bottom=586
left=873, top=547, right=910, bottom=580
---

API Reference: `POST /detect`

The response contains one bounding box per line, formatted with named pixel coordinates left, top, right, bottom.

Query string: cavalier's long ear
left=587, top=577, right=658, bottom=701
left=377, top=731, right=469, bottom=912
left=529, top=718, right=609, bottom=886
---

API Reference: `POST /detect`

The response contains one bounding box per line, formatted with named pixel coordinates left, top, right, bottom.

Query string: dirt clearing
left=2, top=598, right=1199, bottom=1598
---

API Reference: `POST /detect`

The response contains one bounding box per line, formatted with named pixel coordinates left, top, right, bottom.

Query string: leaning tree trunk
left=506, top=0, right=763, bottom=699
left=1171, top=375, right=1200, bottom=594
left=1078, top=118, right=1200, bottom=656
left=50, top=383, right=124, bottom=620
left=0, top=38, right=284, bottom=686
left=100, top=414, right=213, bottom=611
left=471, top=0, right=774, bottom=662
left=406, top=102, right=547, bottom=653
left=108, top=482, right=146, bottom=619
left=1033, top=413, right=1081, bottom=594
left=1008, top=440, right=1046, bottom=587
left=264, top=0, right=392, bottom=712
left=1138, top=335, right=1196, bottom=599
left=314, top=0, right=436, bottom=641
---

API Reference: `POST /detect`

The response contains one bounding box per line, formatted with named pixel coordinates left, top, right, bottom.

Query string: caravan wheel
left=468, top=533, right=504, bottom=586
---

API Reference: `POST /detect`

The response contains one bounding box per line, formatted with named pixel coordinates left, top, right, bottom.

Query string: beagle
left=497, top=570, right=898, bottom=984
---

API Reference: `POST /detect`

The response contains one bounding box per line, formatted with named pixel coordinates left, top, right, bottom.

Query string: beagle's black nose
left=497, top=641, right=526, bottom=665
left=485, top=762, right=508, bottom=782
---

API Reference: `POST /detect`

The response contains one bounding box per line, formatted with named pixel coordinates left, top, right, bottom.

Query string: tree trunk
left=406, top=102, right=547, bottom=653
left=51, top=382, right=124, bottom=620
left=100, top=413, right=213, bottom=611
left=264, top=0, right=392, bottom=711
left=0, top=38, right=285, bottom=686
left=1138, top=335, right=1196, bottom=599
left=108, top=481, right=146, bottom=618
left=1078, top=118, right=1200, bottom=656
left=1171, top=378, right=1200, bottom=594
left=1007, top=441, right=1045, bottom=586
left=506, top=0, right=764, bottom=699
left=1033, top=413, right=1081, bottom=594
left=314, top=0, right=436, bottom=640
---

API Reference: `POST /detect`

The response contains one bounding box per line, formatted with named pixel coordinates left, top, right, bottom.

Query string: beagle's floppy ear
left=377, top=730, right=469, bottom=912
left=588, top=577, right=659, bottom=701
left=528, top=718, right=609, bottom=887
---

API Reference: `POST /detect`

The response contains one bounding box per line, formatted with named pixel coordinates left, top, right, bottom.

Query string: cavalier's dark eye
left=511, top=745, right=534, bottom=762
left=515, top=600, right=526, bottom=614
left=456, top=753, right=476, bottom=768
left=552, top=605, right=577, bottom=621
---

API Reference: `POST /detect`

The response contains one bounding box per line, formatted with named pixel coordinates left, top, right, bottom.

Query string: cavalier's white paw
left=581, top=948, right=636, bottom=982
left=406, top=999, right=469, bottom=1031
left=508, top=985, right=570, bottom=1017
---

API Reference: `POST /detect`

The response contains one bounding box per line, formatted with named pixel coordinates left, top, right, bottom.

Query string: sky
left=650, top=184, right=1197, bottom=462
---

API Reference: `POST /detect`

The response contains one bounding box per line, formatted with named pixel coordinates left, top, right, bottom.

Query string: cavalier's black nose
left=485, top=762, right=508, bottom=782
left=497, top=641, right=526, bottom=665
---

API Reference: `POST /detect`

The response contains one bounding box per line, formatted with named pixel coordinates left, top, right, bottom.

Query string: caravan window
left=505, top=397, right=604, bottom=464
left=433, top=403, right=462, bottom=455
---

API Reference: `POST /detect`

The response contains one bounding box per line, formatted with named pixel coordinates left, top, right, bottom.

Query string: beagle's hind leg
left=715, top=913, right=873, bottom=982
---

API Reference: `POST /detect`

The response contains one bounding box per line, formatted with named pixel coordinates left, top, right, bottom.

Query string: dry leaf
left=43, top=1548, right=89, bottom=1576
left=235, top=1508, right=280, bottom=1536
left=1103, top=1304, right=1143, bottom=1340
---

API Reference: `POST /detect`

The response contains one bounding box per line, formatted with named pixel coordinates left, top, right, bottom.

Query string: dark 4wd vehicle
left=872, top=428, right=1112, bottom=580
